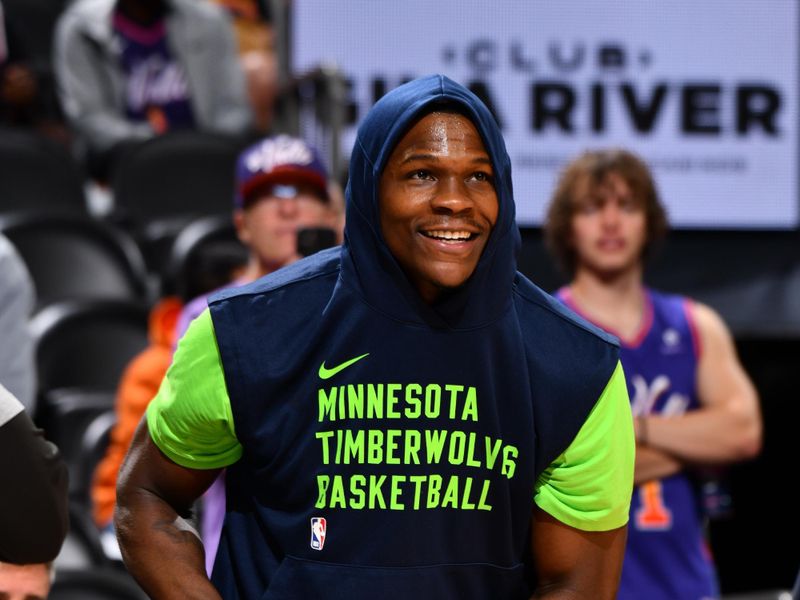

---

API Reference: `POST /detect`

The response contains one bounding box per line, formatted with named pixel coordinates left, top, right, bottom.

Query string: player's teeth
left=428, top=230, right=469, bottom=240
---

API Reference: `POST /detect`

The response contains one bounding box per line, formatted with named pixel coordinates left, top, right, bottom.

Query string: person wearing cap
left=174, top=133, right=343, bottom=353
left=116, top=76, right=633, bottom=599
left=91, top=135, right=342, bottom=557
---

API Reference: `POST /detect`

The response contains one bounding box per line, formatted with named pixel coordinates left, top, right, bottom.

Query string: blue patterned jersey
left=558, top=287, right=718, bottom=600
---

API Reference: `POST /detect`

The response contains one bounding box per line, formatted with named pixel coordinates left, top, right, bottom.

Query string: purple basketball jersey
left=558, top=288, right=718, bottom=600
left=113, top=11, right=195, bottom=131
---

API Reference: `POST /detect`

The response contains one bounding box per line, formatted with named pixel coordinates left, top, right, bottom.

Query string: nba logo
left=310, top=517, right=327, bottom=550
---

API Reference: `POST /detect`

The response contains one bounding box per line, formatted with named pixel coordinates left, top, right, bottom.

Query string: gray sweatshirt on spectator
left=0, top=233, right=35, bottom=414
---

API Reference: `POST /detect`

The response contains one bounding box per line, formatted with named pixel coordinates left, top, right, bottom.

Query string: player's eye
left=471, top=171, right=493, bottom=183
left=410, top=169, right=433, bottom=180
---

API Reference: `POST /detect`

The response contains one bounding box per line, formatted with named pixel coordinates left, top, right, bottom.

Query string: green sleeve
left=146, top=308, right=243, bottom=469
left=534, top=361, right=634, bottom=531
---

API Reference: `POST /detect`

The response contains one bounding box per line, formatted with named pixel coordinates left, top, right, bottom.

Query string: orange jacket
left=91, top=297, right=182, bottom=527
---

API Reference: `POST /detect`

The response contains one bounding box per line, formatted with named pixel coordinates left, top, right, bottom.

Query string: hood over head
left=342, top=74, right=520, bottom=329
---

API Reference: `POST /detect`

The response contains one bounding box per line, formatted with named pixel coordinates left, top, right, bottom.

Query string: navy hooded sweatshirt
left=151, top=75, right=628, bottom=599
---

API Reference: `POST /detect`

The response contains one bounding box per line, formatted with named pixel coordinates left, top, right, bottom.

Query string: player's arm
left=116, top=419, right=222, bottom=600
left=642, top=302, right=761, bottom=463
left=531, top=508, right=626, bottom=599
left=115, top=309, right=241, bottom=598
left=632, top=443, right=682, bottom=485
left=531, top=362, right=634, bottom=599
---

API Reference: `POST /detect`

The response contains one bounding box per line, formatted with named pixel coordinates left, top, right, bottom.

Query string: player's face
left=379, top=111, right=498, bottom=304
left=235, top=182, right=337, bottom=272
left=569, top=171, right=647, bottom=278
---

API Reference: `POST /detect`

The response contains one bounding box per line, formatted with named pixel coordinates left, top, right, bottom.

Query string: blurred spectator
left=544, top=148, right=762, bottom=600
left=0, top=233, right=35, bottom=414
left=214, top=0, right=271, bottom=54
left=0, top=1, right=37, bottom=124
left=53, top=0, right=253, bottom=182
left=0, top=382, right=69, bottom=565
left=213, top=0, right=277, bottom=133
left=176, top=134, right=344, bottom=339
left=0, top=0, right=67, bottom=142
left=0, top=561, right=51, bottom=600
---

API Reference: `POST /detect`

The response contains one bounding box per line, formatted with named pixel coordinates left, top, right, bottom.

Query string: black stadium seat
left=111, top=130, right=243, bottom=224
left=0, top=0, right=68, bottom=72
left=30, top=299, right=149, bottom=450
left=0, top=127, right=87, bottom=216
left=0, top=213, right=152, bottom=309
left=110, top=131, right=246, bottom=280
left=167, top=214, right=248, bottom=300
left=72, top=409, right=117, bottom=508
left=41, top=389, right=116, bottom=484
left=31, top=298, right=149, bottom=396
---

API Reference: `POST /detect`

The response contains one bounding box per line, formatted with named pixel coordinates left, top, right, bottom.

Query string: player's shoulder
left=514, top=275, right=623, bottom=479
left=647, top=287, right=690, bottom=311
left=513, top=273, right=619, bottom=350
left=209, top=247, right=341, bottom=310
left=682, top=296, right=731, bottom=343
left=648, top=288, right=726, bottom=336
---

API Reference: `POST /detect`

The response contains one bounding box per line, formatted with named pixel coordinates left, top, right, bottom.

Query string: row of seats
left=1, top=213, right=246, bottom=498
left=0, top=127, right=250, bottom=286
left=0, top=213, right=149, bottom=309
left=0, top=127, right=244, bottom=220
left=0, top=212, right=247, bottom=309
left=0, top=128, right=250, bottom=596
left=39, top=305, right=150, bottom=593
left=30, top=299, right=149, bottom=502
left=0, top=128, right=86, bottom=215
left=0, top=214, right=246, bottom=595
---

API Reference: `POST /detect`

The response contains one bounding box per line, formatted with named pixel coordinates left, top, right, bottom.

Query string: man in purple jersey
left=54, top=0, right=253, bottom=181
left=543, top=149, right=762, bottom=600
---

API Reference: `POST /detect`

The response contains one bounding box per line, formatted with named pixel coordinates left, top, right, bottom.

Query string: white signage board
left=293, top=0, right=798, bottom=228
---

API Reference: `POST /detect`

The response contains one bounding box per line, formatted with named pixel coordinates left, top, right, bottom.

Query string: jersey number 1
left=635, top=481, right=672, bottom=529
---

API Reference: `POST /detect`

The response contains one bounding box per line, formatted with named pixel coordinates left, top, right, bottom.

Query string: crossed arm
left=633, top=302, right=762, bottom=484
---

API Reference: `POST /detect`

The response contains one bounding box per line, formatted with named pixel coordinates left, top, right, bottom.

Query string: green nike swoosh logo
left=318, top=353, right=369, bottom=380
